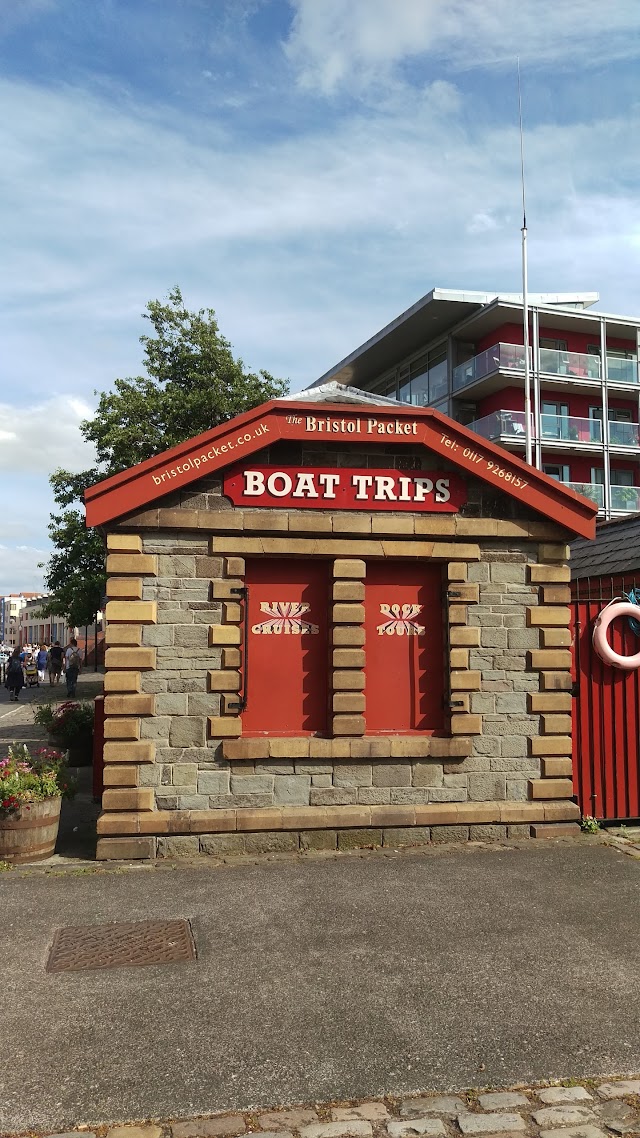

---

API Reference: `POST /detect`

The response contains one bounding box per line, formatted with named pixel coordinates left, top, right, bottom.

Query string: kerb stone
left=533, top=1107, right=595, bottom=1128
left=457, top=1113, right=525, bottom=1134
left=332, top=1104, right=389, bottom=1122
left=258, top=1111, right=318, bottom=1130
left=478, top=1093, right=529, bottom=1110
left=108, top=1128, right=162, bottom=1138
left=171, top=1117, right=246, bottom=1138
left=538, top=1088, right=594, bottom=1105
left=597, top=1082, right=640, bottom=1099
left=387, top=1121, right=445, bottom=1138
left=300, top=1124, right=373, bottom=1138
left=400, top=1097, right=465, bottom=1119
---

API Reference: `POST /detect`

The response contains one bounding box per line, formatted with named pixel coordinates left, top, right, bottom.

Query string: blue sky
left=1, top=0, right=639, bottom=593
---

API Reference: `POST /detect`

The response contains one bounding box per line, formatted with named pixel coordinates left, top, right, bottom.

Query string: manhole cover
left=46, top=918, right=196, bottom=973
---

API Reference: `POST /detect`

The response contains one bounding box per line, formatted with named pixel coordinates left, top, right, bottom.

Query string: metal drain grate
left=46, top=918, right=196, bottom=973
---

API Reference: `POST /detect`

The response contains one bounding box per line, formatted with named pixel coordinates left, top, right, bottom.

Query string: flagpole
left=518, top=59, right=533, bottom=467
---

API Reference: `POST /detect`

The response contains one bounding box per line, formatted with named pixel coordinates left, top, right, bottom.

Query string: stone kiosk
left=84, top=386, right=597, bottom=860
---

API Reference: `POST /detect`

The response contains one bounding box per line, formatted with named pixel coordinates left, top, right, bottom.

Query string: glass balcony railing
left=607, top=357, right=639, bottom=384
left=453, top=343, right=528, bottom=390
left=540, top=413, right=602, bottom=442
left=564, top=482, right=605, bottom=507
left=467, top=410, right=639, bottom=448
left=611, top=484, right=640, bottom=511
left=538, top=348, right=601, bottom=380
left=468, top=410, right=529, bottom=441
left=608, top=421, right=640, bottom=447
left=552, top=482, right=639, bottom=512
left=453, top=342, right=639, bottom=391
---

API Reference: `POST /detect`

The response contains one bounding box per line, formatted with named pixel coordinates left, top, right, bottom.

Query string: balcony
left=608, top=421, right=640, bottom=447
left=453, top=343, right=528, bottom=390
left=453, top=342, right=638, bottom=392
left=564, top=482, right=605, bottom=508
left=607, top=357, right=638, bottom=384
left=611, top=484, right=640, bottom=512
left=467, top=410, right=640, bottom=450
left=558, top=484, right=640, bottom=513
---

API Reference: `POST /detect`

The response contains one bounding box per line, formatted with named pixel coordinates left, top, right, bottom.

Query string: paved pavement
left=2, top=841, right=640, bottom=1133
left=18, top=1078, right=640, bottom=1138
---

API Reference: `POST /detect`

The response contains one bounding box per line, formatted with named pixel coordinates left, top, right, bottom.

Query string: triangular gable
left=84, top=399, right=597, bottom=539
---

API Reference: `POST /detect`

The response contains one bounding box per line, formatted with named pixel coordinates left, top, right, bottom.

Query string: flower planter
left=0, top=797, right=62, bottom=864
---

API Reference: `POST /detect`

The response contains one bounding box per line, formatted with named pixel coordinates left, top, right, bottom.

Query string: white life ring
left=593, top=601, right=640, bottom=670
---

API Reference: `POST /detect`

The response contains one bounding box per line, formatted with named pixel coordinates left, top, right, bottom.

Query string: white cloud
left=285, top=0, right=640, bottom=93
left=0, top=546, right=48, bottom=597
left=2, top=75, right=639, bottom=404
left=0, top=396, right=96, bottom=473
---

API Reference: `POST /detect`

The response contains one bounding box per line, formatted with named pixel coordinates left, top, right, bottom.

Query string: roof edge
left=84, top=397, right=598, bottom=538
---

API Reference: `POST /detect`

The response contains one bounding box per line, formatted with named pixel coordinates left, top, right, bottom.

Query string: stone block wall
left=96, top=472, right=579, bottom=859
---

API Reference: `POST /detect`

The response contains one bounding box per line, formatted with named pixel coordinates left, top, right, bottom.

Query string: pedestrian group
left=4, top=638, right=83, bottom=702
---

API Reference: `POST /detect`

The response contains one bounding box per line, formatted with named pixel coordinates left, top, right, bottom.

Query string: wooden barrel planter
left=0, top=798, right=62, bottom=864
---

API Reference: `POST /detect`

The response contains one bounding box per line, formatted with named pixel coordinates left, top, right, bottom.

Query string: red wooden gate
left=364, top=561, right=445, bottom=734
left=572, top=574, right=640, bottom=821
left=242, top=559, right=330, bottom=736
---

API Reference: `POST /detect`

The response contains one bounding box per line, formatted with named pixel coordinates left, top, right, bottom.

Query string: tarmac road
left=2, top=841, right=640, bottom=1132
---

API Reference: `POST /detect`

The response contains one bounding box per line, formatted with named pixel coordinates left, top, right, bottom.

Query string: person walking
left=5, top=649, right=25, bottom=702
left=36, top=643, right=48, bottom=685
left=64, top=638, right=82, bottom=696
left=48, top=641, right=63, bottom=685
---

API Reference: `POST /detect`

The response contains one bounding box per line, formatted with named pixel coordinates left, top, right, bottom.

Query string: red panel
left=364, top=561, right=445, bottom=734
left=572, top=581, right=640, bottom=821
left=242, top=559, right=329, bottom=736
left=223, top=465, right=466, bottom=512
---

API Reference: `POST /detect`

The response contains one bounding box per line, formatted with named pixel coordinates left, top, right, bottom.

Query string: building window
left=398, top=344, right=447, bottom=407
left=543, top=463, right=570, bottom=482
left=591, top=468, right=635, bottom=486
left=540, top=338, right=568, bottom=351
left=367, top=370, right=398, bottom=399
left=589, top=346, right=637, bottom=361
left=541, top=401, right=570, bottom=440
left=589, top=345, right=638, bottom=383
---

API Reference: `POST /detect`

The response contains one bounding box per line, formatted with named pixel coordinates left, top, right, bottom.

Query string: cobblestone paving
left=20, top=1076, right=640, bottom=1138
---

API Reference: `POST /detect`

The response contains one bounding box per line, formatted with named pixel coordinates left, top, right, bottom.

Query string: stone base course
left=96, top=798, right=580, bottom=858
left=34, top=1076, right=640, bottom=1138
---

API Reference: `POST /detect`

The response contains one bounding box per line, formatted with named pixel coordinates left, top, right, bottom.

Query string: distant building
left=0, top=593, right=45, bottom=648
left=307, top=287, right=640, bottom=520
left=17, top=596, right=70, bottom=647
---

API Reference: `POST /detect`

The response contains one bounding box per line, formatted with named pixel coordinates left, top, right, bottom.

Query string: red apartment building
left=308, top=288, right=640, bottom=518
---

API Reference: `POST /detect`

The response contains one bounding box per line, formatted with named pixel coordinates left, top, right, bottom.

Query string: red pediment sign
left=84, top=400, right=598, bottom=539
left=223, top=465, right=466, bottom=512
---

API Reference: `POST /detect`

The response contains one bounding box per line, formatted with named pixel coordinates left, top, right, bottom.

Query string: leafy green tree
left=43, top=288, right=288, bottom=624
left=40, top=511, right=107, bottom=629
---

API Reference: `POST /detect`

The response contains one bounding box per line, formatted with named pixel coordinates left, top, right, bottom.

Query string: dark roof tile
left=570, top=514, right=640, bottom=579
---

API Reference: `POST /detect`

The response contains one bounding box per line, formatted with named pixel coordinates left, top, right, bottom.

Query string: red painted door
left=365, top=561, right=445, bottom=734
left=242, top=559, right=329, bottom=736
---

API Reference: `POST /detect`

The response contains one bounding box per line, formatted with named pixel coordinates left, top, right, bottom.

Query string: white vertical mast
left=518, top=59, right=533, bottom=466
